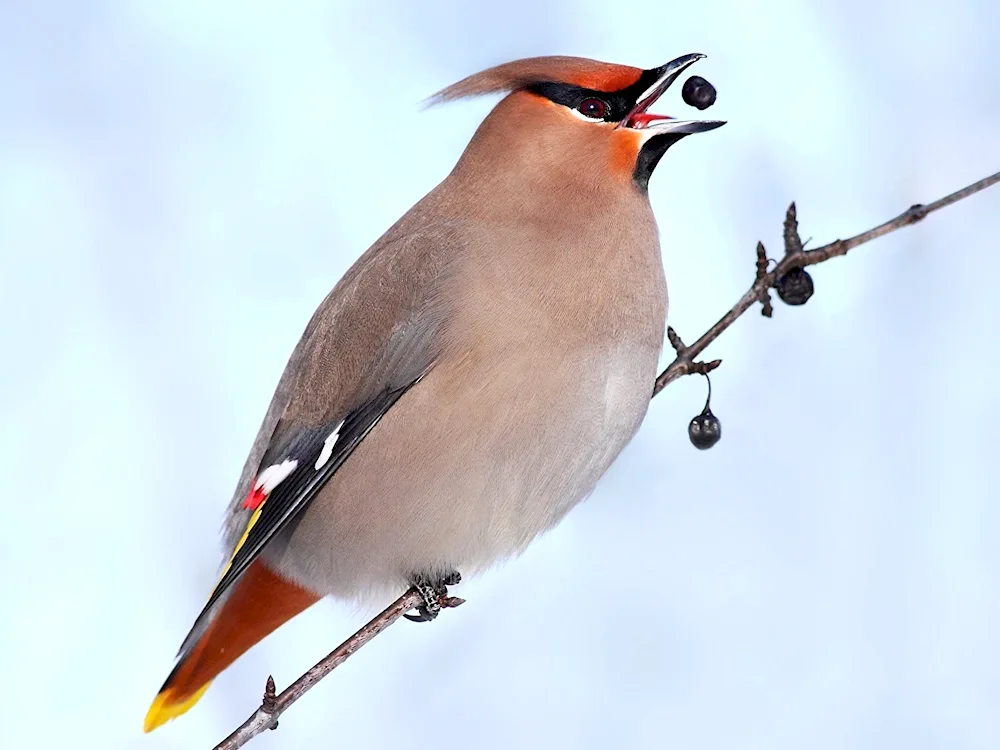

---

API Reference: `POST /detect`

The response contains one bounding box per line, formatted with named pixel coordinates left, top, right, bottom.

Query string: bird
left=144, top=52, right=724, bottom=733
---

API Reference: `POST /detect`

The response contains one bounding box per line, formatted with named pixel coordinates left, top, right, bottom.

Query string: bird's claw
left=403, top=570, right=463, bottom=623
left=403, top=609, right=435, bottom=623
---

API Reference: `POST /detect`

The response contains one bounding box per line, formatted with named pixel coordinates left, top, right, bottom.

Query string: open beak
left=621, top=53, right=725, bottom=135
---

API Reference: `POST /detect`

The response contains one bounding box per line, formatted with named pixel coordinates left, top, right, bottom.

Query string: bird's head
left=432, top=53, right=725, bottom=191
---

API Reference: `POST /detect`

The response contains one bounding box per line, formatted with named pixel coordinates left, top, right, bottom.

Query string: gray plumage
left=157, top=54, right=724, bottom=665
left=222, top=90, right=667, bottom=607
left=146, top=55, right=725, bottom=733
left=148, top=58, right=726, bottom=723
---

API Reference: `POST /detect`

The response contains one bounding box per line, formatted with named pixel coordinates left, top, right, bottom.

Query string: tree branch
left=213, top=589, right=464, bottom=749
left=653, top=169, right=1000, bottom=394
left=212, top=168, right=999, bottom=749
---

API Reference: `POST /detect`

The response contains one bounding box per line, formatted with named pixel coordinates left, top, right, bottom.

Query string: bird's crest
left=428, top=56, right=643, bottom=105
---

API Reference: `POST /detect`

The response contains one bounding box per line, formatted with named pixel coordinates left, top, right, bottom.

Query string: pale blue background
left=2, top=1, right=999, bottom=748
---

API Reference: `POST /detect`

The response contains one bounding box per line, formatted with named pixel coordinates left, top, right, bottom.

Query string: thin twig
left=653, top=169, right=1000, bottom=395
left=213, top=589, right=463, bottom=749
left=754, top=241, right=774, bottom=317
left=214, top=168, right=999, bottom=749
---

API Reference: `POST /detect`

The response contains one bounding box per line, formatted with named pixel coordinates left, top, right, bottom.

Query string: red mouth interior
left=626, top=112, right=674, bottom=130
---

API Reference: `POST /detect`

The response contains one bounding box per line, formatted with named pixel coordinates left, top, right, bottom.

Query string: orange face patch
left=539, top=98, right=645, bottom=181
left=608, top=127, right=644, bottom=180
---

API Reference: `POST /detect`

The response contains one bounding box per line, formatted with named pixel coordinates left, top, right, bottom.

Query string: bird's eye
left=577, top=98, right=609, bottom=120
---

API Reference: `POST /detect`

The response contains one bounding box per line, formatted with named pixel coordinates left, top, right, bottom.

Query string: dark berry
left=689, top=410, right=721, bottom=450
left=688, top=373, right=721, bottom=449
left=681, top=76, right=717, bottom=111
left=776, top=267, right=814, bottom=305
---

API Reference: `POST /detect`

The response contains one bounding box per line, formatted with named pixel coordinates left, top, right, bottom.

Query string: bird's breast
left=267, top=203, right=668, bottom=599
left=428, top=212, right=667, bottom=527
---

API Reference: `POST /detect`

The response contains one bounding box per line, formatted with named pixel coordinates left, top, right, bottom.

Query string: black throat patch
left=633, top=133, right=688, bottom=192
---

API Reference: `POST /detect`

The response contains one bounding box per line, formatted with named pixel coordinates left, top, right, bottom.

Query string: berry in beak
left=622, top=53, right=725, bottom=135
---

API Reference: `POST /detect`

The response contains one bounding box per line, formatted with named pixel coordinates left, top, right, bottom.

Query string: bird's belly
left=266, top=342, right=659, bottom=602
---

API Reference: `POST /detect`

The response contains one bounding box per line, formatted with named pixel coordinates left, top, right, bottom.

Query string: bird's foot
left=403, top=570, right=463, bottom=623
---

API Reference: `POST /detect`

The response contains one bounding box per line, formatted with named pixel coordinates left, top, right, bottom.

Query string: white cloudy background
left=2, top=1, right=999, bottom=748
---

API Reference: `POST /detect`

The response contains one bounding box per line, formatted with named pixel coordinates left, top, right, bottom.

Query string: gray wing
left=176, top=222, right=462, bottom=657
left=180, top=381, right=420, bottom=651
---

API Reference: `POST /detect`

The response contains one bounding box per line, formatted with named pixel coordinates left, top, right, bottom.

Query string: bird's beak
left=621, top=53, right=725, bottom=136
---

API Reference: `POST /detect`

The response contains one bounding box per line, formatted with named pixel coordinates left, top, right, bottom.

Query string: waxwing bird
left=144, top=52, right=724, bottom=732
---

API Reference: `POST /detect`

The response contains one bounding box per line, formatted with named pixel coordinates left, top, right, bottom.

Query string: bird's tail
left=143, top=559, right=320, bottom=733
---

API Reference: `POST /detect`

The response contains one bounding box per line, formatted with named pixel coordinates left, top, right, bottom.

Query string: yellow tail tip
left=143, top=681, right=213, bottom=733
